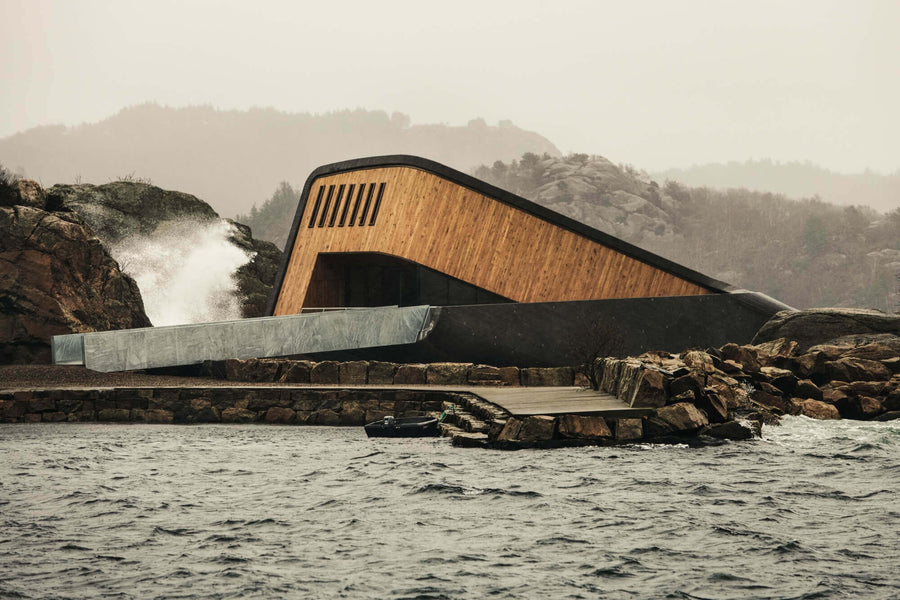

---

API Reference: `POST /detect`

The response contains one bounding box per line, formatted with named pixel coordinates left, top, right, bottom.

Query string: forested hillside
left=474, top=154, right=900, bottom=312
left=654, top=160, right=899, bottom=214
left=0, top=104, right=559, bottom=217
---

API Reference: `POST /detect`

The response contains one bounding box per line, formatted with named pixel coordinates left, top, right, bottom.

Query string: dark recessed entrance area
left=302, top=253, right=512, bottom=308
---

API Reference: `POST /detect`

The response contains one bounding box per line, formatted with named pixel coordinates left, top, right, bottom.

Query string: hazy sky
left=1, top=0, right=898, bottom=173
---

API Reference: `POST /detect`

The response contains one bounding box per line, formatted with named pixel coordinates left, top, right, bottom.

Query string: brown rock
left=706, top=375, right=746, bottom=409
left=310, top=361, right=340, bottom=384
left=653, top=402, right=709, bottom=433
left=720, top=343, right=761, bottom=373
left=496, top=417, right=524, bottom=442
left=751, top=387, right=795, bottom=415
left=704, top=420, right=756, bottom=440
left=467, top=364, right=503, bottom=385
left=311, top=409, right=341, bottom=426
left=823, top=358, right=892, bottom=383
left=695, top=389, right=729, bottom=423
left=681, top=350, right=716, bottom=374
left=520, top=367, right=575, bottom=387
left=426, top=363, right=470, bottom=385
left=629, top=369, right=668, bottom=408
left=836, top=396, right=884, bottom=420
left=498, top=367, right=520, bottom=387
left=517, top=415, right=556, bottom=442
left=193, top=405, right=221, bottom=423
left=339, top=361, right=368, bottom=385
left=12, top=179, right=47, bottom=209
left=796, top=399, right=840, bottom=420
left=752, top=338, right=800, bottom=361
left=264, top=406, right=295, bottom=424
left=885, top=388, right=900, bottom=411
left=794, top=379, right=823, bottom=401
left=280, top=361, right=312, bottom=383
left=394, top=364, right=427, bottom=384
left=221, top=407, right=257, bottom=423
left=846, top=381, right=886, bottom=397
left=752, top=308, right=900, bottom=353
left=339, top=405, right=367, bottom=426
left=670, top=372, right=705, bottom=398
left=759, top=367, right=798, bottom=395
left=0, top=205, right=151, bottom=363
left=145, top=409, right=174, bottom=424
left=367, top=361, right=397, bottom=384
left=557, top=415, right=612, bottom=439
left=615, top=418, right=643, bottom=441
left=845, top=342, right=900, bottom=362
left=97, top=408, right=131, bottom=422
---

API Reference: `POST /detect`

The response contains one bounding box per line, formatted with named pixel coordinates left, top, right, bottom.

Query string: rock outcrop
left=47, top=181, right=219, bottom=242
left=0, top=183, right=151, bottom=363
left=753, top=308, right=900, bottom=353
left=592, top=332, right=900, bottom=427
left=47, top=182, right=282, bottom=319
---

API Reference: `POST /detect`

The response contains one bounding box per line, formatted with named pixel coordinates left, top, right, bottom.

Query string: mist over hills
left=0, top=104, right=560, bottom=217
left=654, top=160, right=899, bottom=214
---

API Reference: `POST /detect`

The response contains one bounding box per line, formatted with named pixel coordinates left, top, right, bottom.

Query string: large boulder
left=47, top=182, right=282, bottom=319
left=47, top=182, right=218, bottom=242
left=0, top=205, right=151, bottom=363
left=753, top=309, right=900, bottom=353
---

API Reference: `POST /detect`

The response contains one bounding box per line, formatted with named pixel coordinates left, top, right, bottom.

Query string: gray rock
left=753, top=308, right=900, bottom=353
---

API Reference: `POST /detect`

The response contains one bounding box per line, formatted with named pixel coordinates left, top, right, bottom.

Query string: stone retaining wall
left=206, top=359, right=580, bottom=387
left=0, top=387, right=464, bottom=425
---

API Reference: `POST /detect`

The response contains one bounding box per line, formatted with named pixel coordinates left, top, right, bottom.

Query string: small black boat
left=364, top=415, right=440, bottom=438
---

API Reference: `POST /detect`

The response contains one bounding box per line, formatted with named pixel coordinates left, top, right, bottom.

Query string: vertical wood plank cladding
left=274, top=166, right=712, bottom=314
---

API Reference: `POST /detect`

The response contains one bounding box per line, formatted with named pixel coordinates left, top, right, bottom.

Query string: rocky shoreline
left=3, top=320, right=898, bottom=450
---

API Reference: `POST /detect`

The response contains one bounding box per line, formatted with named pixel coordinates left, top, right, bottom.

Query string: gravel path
left=0, top=365, right=242, bottom=390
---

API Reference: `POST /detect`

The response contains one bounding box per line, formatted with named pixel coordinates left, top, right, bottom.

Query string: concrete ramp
left=52, top=306, right=433, bottom=372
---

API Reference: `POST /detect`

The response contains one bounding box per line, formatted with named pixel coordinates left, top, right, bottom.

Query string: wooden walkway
left=468, top=386, right=651, bottom=418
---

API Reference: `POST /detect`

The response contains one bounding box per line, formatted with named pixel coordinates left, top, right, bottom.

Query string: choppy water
left=1, top=418, right=898, bottom=599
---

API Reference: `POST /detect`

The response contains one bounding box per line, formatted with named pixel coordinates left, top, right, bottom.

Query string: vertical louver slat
left=338, top=184, right=355, bottom=226
left=358, top=183, right=375, bottom=226
left=328, top=184, right=345, bottom=227
left=307, top=185, right=325, bottom=228
left=318, top=185, right=335, bottom=228
left=368, top=182, right=386, bottom=226
left=348, top=184, right=365, bottom=227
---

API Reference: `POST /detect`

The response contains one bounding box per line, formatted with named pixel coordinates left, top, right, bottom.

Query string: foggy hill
left=653, top=160, right=899, bottom=214
left=0, top=104, right=560, bottom=217
left=474, top=154, right=900, bottom=313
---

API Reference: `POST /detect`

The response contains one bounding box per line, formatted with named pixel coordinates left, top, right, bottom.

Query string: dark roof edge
left=266, top=154, right=738, bottom=315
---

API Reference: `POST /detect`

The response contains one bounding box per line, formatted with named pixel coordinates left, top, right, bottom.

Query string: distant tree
left=0, top=163, right=18, bottom=205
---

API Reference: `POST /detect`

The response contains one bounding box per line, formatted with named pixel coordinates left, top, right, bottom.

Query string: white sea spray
left=110, top=219, right=254, bottom=326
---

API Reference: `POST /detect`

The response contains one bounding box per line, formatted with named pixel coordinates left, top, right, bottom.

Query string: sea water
left=1, top=418, right=898, bottom=599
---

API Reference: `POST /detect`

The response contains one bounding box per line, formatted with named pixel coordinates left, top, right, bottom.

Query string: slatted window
left=368, top=182, right=385, bottom=226
left=328, top=184, right=345, bottom=227
left=307, top=186, right=325, bottom=228
left=318, top=185, right=335, bottom=227
left=308, top=182, right=386, bottom=229
left=338, top=184, right=355, bottom=226
left=358, top=184, right=375, bottom=226
left=348, top=184, right=365, bottom=227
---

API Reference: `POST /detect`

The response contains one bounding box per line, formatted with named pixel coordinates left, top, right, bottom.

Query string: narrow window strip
left=338, top=184, right=355, bottom=226
left=358, top=183, right=375, bottom=226
left=368, top=182, right=386, bottom=226
left=307, top=185, right=325, bottom=228
left=328, top=184, right=345, bottom=227
left=349, top=184, right=366, bottom=227
left=318, top=185, right=334, bottom=228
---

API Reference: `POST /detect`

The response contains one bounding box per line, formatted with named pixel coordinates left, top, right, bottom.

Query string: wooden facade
left=270, top=156, right=731, bottom=316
